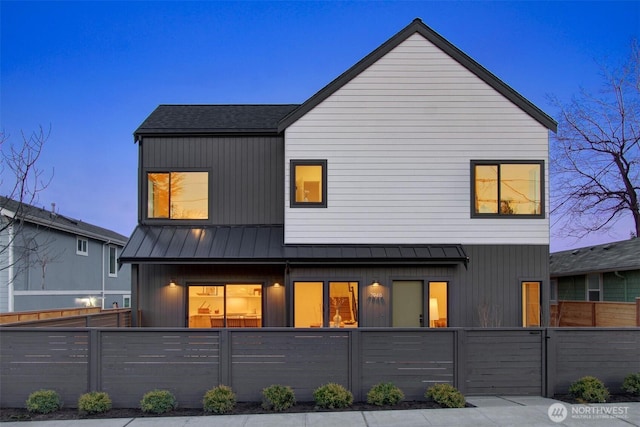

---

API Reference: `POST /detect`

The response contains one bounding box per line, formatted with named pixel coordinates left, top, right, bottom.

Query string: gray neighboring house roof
left=278, top=18, right=557, bottom=133
left=134, top=104, right=300, bottom=139
left=0, top=196, right=128, bottom=246
left=120, top=225, right=469, bottom=266
left=550, top=238, right=640, bottom=277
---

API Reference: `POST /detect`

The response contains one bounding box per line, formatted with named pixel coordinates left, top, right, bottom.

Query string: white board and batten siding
left=284, top=33, right=549, bottom=246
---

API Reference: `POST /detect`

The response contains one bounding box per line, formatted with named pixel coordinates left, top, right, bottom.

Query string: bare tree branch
left=550, top=40, right=640, bottom=240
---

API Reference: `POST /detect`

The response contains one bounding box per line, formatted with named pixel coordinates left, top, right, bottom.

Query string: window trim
left=145, top=169, right=210, bottom=221
left=290, top=159, right=328, bottom=208
left=470, top=160, right=545, bottom=218
left=108, top=245, right=118, bottom=277
left=76, top=237, right=88, bottom=256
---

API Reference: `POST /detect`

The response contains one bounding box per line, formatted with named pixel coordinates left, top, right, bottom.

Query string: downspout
left=614, top=271, right=627, bottom=301
left=8, top=223, right=14, bottom=312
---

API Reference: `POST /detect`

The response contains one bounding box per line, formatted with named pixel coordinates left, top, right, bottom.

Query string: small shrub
left=313, top=383, right=353, bottom=409
left=425, top=383, right=465, bottom=408
left=569, top=376, right=609, bottom=403
left=140, top=389, right=177, bottom=414
left=261, top=384, right=296, bottom=412
left=25, top=389, right=61, bottom=414
left=366, top=382, right=405, bottom=406
left=622, top=372, right=640, bottom=396
left=203, top=385, right=236, bottom=414
left=78, top=391, right=112, bottom=415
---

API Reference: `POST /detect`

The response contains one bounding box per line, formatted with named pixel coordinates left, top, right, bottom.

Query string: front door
left=392, top=280, right=423, bottom=327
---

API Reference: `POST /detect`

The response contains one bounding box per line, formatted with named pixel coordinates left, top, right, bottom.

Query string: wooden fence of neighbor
left=1, top=327, right=638, bottom=409
left=0, top=308, right=131, bottom=328
left=550, top=299, right=640, bottom=327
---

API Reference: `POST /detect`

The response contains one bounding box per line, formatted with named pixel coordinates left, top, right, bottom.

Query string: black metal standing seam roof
left=550, top=238, right=640, bottom=277
left=120, top=225, right=469, bottom=266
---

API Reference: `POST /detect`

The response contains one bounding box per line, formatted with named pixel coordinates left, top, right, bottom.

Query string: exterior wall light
left=169, top=279, right=177, bottom=287
left=371, top=280, right=380, bottom=287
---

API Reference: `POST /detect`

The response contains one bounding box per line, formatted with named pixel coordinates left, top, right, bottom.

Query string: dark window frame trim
left=144, top=168, right=211, bottom=222
left=470, top=159, right=545, bottom=219
left=290, top=159, right=328, bottom=208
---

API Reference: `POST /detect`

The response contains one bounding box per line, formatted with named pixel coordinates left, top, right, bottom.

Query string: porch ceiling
left=120, top=225, right=468, bottom=266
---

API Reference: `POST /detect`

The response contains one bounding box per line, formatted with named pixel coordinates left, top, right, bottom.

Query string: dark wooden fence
left=1, top=327, right=638, bottom=408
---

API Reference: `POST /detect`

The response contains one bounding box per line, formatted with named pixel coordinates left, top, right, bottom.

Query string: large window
left=188, top=284, right=262, bottom=328
left=293, top=281, right=358, bottom=327
left=472, top=161, right=543, bottom=217
left=147, top=171, right=208, bottom=219
left=290, top=160, right=327, bottom=207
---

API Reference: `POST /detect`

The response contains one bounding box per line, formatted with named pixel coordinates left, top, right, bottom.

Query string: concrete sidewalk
left=2, top=396, right=638, bottom=426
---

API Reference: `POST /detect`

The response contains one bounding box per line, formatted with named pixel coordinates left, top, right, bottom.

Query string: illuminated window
left=188, top=284, right=262, bottom=328
left=147, top=172, right=208, bottom=219
left=293, top=281, right=359, bottom=327
left=290, top=160, right=327, bottom=207
left=522, top=281, right=541, bottom=327
left=472, top=161, right=543, bottom=217
left=428, top=282, right=448, bottom=327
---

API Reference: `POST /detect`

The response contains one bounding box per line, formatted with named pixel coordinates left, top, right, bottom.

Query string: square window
left=472, top=161, right=544, bottom=217
left=147, top=171, right=208, bottom=219
left=290, top=160, right=327, bottom=208
left=76, top=237, right=88, bottom=256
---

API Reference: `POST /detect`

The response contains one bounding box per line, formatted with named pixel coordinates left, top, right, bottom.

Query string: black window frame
left=145, top=169, right=210, bottom=221
left=470, top=160, right=545, bottom=218
left=290, top=159, right=328, bottom=208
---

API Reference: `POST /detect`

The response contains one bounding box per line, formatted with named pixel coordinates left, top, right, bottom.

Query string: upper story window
left=77, top=237, right=88, bottom=256
left=147, top=171, right=209, bottom=219
left=290, top=160, right=327, bottom=208
left=108, top=246, right=117, bottom=277
left=472, top=160, right=544, bottom=217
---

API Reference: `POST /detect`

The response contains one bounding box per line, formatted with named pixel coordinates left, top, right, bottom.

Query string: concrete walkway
left=2, top=396, right=638, bottom=426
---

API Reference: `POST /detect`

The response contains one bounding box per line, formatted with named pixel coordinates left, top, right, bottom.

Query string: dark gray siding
left=133, top=244, right=548, bottom=328
left=140, top=136, right=284, bottom=225
left=452, top=245, right=550, bottom=327
left=136, top=264, right=285, bottom=327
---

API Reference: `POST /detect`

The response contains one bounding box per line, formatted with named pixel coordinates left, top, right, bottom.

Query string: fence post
left=219, top=329, right=230, bottom=386
left=350, top=329, right=361, bottom=402
left=455, top=328, right=467, bottom=395
left=544, top=328, right=556, bottom=398
left=636, top=298, right=640, bottom=327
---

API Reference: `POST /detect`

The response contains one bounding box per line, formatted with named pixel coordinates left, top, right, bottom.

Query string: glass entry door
left=188, top=284, right=262, bottom=328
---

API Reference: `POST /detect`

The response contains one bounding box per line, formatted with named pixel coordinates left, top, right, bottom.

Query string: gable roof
left=0, top=196, right=128, bottom=245
left=550, top=238, right=640, bottom=277
left=278, top=18, right=557, bottom=133
left=134, top=104, right=299, bottom=140
left=120, top=225, right=469, bottom=266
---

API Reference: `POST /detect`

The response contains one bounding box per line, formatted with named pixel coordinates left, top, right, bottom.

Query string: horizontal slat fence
left=1, top=327, right=639, bottom=408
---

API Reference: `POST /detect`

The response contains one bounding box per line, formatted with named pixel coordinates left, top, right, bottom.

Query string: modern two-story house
left=0, top=196, right=131, bottom=312
left=121, top=19, right=557, bottom=328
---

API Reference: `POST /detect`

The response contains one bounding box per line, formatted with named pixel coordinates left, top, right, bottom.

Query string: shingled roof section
left=550, top=238, right=640, bottom=277
left=134, top=104, right=300, bottom=139
left=0, top=196, right=128, bottom=245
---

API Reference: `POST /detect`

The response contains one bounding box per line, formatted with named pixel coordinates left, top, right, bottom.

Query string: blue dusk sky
left=1, top=1, right=638, bottom=252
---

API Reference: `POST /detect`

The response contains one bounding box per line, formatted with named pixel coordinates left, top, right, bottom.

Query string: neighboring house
left=120, top=19, right=557, bottom=328
left=550, top=238, right=640, bottom=303
left=0, top=196, right=131, bottom=312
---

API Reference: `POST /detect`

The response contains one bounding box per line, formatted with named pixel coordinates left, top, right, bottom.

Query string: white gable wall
left=284, top=33, right=549, bottom=245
